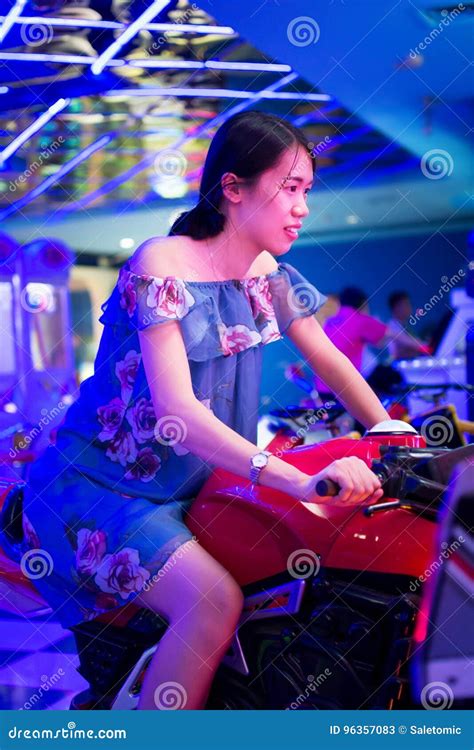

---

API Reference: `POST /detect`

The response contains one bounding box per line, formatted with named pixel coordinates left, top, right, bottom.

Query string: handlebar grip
left=315, top=478, right=340, bottom=497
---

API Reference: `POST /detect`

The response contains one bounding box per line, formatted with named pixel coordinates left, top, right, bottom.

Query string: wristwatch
left=249, top=450, right=272, bottom=485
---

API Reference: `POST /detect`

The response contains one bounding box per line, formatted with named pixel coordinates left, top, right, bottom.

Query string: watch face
left=253, top=454, right=267, bottom=468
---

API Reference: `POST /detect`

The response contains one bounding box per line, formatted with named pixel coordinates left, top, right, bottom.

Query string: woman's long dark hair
left=169, top=111, right=315, bottom=240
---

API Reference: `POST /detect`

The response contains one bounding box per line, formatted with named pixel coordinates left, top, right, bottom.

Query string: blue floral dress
left=9, top=261, right=325, bottom=628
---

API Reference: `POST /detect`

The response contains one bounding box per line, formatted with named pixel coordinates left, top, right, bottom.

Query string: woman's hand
left=300, top=456, right=384, bottom=505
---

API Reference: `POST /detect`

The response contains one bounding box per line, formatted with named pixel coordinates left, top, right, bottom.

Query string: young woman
left=12, top=112, right=389, bottom=710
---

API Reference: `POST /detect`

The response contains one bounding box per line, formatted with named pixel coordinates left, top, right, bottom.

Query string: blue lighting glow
left=0, top=52, right=289, bottom=76
left=105, top=87, right=330, bottom=102
left=91, top=0, right=172, bottom=75
left=0, top=52, right=124, bottom=67
left=0, top=134, right=115, bottom=221
left=0, top=15, right=235, bottom=35
left=59, top=73, right=300, bottom=213
left=0, top=0, right=27, bottom=44
left=0, top=98, right=70, bottom=166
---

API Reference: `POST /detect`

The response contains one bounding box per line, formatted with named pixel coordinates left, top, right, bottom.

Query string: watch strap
left=249, top=450, right=272, bottom=485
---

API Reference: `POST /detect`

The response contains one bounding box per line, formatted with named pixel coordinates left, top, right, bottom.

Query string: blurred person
left=387, top=291, right=431, bottom=360
left=314, top=292, right=340, bottom=327
left=313, top=287, right=388, bottom=398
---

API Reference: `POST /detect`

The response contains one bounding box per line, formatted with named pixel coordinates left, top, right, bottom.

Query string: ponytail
left=169, top=199, right=225, bottom=239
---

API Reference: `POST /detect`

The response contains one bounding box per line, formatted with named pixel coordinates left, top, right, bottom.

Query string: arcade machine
left=395, top=232, right=474, bottom=436
left=395, top=288, right=472, bottom=418
left=0, top=237, right=77, bottom=477
left=0, top=233, right=25, bottom=473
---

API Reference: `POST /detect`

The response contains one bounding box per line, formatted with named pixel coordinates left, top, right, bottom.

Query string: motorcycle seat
left=0, top=484, right=25, bottom=546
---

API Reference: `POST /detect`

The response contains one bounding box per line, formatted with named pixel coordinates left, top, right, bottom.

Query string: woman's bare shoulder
left=129, top=236, right=191, bottom=277
left=249, top=250, right=279, bottom=276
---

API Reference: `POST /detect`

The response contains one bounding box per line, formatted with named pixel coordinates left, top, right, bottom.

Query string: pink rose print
left=117, top=266, right=128, bottom=293
left=260, top=318, right=281, bottom=344
left=22, top=513, right=40, bottom=549
left=105, top=430, right=137, bottom=467
left=146, top=278, right=195, bottom=320
left=126, top=397, right=156, bottom=444
left=115, top=350, right=141, bottom=403
left=219, top=324, right=262, bottom=356
left=245, top=276, right=275, bottom=319
left=94, top=547, right=150, bottom=600
left=118, top=270, right=138, bottom=317
left=76, top=528, right=107, bottom=576
left=124, top=447, right=161, bottom=482
left=97, top=397, right=126, bottom=442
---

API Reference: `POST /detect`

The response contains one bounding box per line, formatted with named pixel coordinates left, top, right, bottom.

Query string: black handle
left=315, top=478, right=339, bottom=497
left=315, top=468, right=387, bottom=498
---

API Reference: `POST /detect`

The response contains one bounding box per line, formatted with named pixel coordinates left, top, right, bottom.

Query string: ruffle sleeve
left=267, top=263, right=327, bottom=333
left=99, top=262, right=326, bottom=362
left=100, top=267, right=218, bottom=361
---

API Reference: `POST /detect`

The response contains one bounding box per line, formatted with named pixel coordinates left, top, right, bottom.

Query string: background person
left=387, top=290, right=431, bottom=360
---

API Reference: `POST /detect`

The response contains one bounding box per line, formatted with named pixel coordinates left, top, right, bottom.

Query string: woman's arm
left=139, top=318, right=310, bottom=499
left=139, top=318, right=382, bottom=504
left=286, top=315, right=390, bottom=429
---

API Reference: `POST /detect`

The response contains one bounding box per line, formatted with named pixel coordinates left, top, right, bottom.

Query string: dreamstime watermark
left=153, top=149, right=187, bottom=180
left=154, top=681, right=188, bottom=710
left=274, top=403, right=335, bottom=457
left=287, top=548, right=321, bottom=579
left=286, top=669, right=333, bottom=709
left=308, top=134, right=332, bottom=157
left=409, top=269, right=465, bottom=325
left=287, top=16, right=320, bottom=47
left=409, top=4, right=465, bottom=58
left=20, top=282, right=54, bottom=313
left=20, top=548, right=54, bottom=580
left=142, top=536, right=197, bottom=593
left=287, top=283, right=324, bottom=316
left=9, top=402, right=66, bottom=459
left=9, top=136, right=64, bottom=193
left=420, top=149, right=454, bottom=180
left=20, top=22, right=54, bottom=47
left=420, top=414, right=455, bottom=447
left=9, top=723, right=127, bottom=740
left=409, top=534, right=464, bottom=592
left=420, top=681, right=454, bottom=710
left=147, top=3, right=198, bottom=55
left=154, top=414, right=188, bottom=447
left=20, top=669, right=65, bottom=710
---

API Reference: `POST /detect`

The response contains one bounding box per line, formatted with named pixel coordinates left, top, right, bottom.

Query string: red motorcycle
left=0, top=419, right=472, bottom=710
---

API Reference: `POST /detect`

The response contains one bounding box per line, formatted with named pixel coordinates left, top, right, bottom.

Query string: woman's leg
left=133, top=541, right=243, bottom=710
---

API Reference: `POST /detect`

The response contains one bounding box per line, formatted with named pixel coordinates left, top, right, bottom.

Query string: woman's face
left=236, top=145, right=314, bottom=255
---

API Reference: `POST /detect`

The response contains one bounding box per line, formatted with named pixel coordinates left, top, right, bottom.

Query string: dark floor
left=0, top=608, right=88, bottom=710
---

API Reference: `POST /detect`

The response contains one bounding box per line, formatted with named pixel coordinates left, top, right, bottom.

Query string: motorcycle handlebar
left=315, top=478, right=339, bottom=497
left=315, top=468, right=388, bottom=498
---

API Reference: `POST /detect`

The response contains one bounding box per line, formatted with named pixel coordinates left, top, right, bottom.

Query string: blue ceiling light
left=58, top=72, right=300, bottom=214
left=91, top=0, right=172, bottom=76
left=0, top=52, right=125, bottom=66
left=0, top=15, right=235, bottom=36
left=128, top=60, right=292, bottom=73
left=104, top=87, right=331, bottom=101
left=0, top=98, right=70, bottom=167
left=0, top=0, right=27, bottom=44
left=293, top=108, right=338, bottom=127
left=0, top=52, right=288, bottom=75
left=0, top=133, right=115, bottom=221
